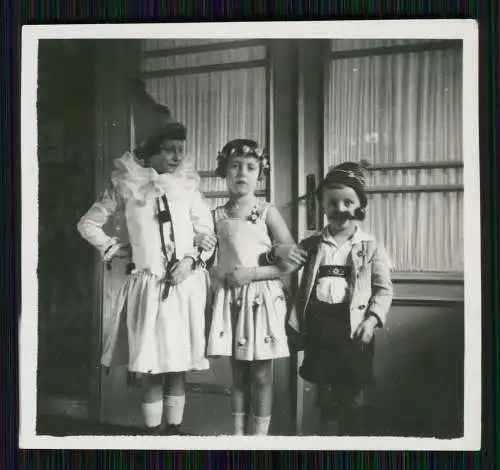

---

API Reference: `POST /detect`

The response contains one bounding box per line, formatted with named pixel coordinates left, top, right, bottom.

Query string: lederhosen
left=299, top=264, right=375, bottom=395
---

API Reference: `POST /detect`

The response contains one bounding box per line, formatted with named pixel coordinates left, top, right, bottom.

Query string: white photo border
left=20, top=19, right=481, bottom=450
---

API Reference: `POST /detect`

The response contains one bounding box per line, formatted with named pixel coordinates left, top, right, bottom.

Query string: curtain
left=324, top=43, right=463, bottom=272
left=139, top=41, right=267, bottom=210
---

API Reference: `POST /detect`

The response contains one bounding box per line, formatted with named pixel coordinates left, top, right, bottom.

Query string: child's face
left=322, top=184, right=361, bottom=231
left=225, top=155, right=260, bottom=196
left=148, top=139, right=185, bottom=174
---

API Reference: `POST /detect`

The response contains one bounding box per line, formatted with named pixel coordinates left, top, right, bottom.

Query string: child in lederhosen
left=285, top=162, right=393, bottom=435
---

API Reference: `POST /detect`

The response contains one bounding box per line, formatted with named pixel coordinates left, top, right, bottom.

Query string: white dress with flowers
left=77, top=152, right=213, bottom=374
left=206, top=201, right=290, bottom=361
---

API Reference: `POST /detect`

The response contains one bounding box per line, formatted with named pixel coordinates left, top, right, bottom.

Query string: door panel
left=93, top=40, right=143, bottom=426
left=293, top=40, right=329, bottom=435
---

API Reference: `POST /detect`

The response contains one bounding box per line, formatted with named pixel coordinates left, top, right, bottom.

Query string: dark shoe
left=144, top=425, right=162, bottom=435
left=165, top=424, right=183, bottom=435
left=339, top=407, right=369, bottom=436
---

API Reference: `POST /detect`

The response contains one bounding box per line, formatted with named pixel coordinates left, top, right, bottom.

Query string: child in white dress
left=77, top=82, right=216, bottom=434
left=206, top=139, right=305, bottom=435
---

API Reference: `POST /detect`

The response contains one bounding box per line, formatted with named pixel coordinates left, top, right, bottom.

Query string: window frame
left=138, top=39, right=271, bottom=204
left=324, top=39, right=464, bottom=278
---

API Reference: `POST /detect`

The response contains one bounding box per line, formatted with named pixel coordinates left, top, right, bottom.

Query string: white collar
left=321, top=225, right=374, bottom=246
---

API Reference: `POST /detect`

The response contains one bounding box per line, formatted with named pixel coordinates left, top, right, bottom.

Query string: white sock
left=141, top=400, right=163, bottom=428
left=250, top=415, right=271, bottom=436
left=232, top=412, right=246, bottom=435
left=163, top=394, right=186, bottom=426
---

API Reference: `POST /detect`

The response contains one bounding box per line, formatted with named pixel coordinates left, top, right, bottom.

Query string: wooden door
left=91, top=39, right=145, bottom=427
left=292, top=41, right=329, bottom=435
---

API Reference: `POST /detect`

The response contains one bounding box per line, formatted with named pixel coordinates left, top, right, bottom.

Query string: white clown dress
left=77, top=152, right=213, bottom=374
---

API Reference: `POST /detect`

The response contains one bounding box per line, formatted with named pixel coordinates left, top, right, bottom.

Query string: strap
left=258, top=201, right=273, bottom=221
left=203, top=208, right=218, bottom=270
left=317, top=265, right=351, bottom=279
left=156, top=196, right=176, bottom=300
left=156, top=197, right=169, bottom=259
left=213, top=205, right=226, bottom=223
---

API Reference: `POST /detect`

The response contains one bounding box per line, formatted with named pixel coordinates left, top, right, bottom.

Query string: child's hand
left=286, top=324, right=305, bottom=351
left=353, top=315, right=378, bottom=344
left=168, top=257, right=195, bottom=285
left=274, top=244, right=307, bottom=266
left=209, top=267, right=226, bottom=282
left=226, top=267, right=256, bottom=287
left=194, top=232, right=217, bottom=251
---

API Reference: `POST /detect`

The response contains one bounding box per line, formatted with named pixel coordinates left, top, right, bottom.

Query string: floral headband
left=215, top=142, right=270, bottom=178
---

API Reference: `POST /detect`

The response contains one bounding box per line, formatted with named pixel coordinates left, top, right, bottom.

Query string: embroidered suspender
left=156, top=196, right=171, bottom=259
left=156, top=195, right=177, bottom=300
left=317, top=265, right=351, bottom=279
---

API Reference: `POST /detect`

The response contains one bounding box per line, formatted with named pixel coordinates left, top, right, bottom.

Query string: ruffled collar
left=110, top=152, right=200, bottom=203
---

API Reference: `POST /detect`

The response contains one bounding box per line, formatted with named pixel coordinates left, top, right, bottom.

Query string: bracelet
left=265, top=246, right=277, bottom=264
left=186, top=255, right=207, bottom=270
left=258, top=252, right=270, bottom=266
left=185, top=256, right=197, bottom=270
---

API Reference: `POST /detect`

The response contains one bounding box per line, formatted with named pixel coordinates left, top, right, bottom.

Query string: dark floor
left=37, top=410, right=464, bottom=438
left=37, top=415, right=154, bottom=436
left=37, top=390, right=234, bottom=436
left=37, top=376, right=463, bottom=438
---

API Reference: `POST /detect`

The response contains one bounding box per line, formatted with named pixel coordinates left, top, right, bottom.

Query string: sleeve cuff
left=367, top=311, right=383, bottom=328
left=101, top=238, right=123, bottom=262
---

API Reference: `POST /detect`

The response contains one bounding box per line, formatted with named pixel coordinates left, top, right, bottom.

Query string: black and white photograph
left=20, top=21, right=480, bottom=450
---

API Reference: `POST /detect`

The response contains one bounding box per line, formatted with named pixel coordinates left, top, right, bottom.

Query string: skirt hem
left=102, top=362, right=211, bottom=375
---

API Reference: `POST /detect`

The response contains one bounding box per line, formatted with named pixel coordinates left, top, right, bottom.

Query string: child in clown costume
left=77, top=81, right=217, bottom=434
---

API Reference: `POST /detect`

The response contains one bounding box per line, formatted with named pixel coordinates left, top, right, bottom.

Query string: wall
left=300, top=279, right=464, bottom=437
left=376, top=277, right=464, bottom=437
left=37, top=40, right=98, bottom=404
left=93, top=39, right=143, bottom=424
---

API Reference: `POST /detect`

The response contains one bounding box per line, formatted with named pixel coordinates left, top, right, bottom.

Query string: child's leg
left=317, top=385, right=341, bottom=436
left=249, top=359, right=273, bottom=435
left=140, top=373, right=165, bottom=432
left=230, top=358, right=251, bottom=435
left=319, top=407, right=341, bottom=436
left=163, top=371, right=186, bottom=430
left=338, top=388, right=367, bottom=436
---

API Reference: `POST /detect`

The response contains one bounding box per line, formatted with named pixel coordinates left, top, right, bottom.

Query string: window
left=138, top=39, right=269, bottom=209
left=324, top=40, right=463, bottom=272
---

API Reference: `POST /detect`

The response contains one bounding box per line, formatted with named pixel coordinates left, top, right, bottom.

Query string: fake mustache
left=329, top=211, right=353, bottom=222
